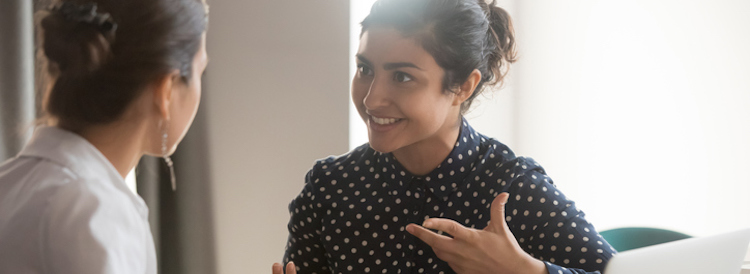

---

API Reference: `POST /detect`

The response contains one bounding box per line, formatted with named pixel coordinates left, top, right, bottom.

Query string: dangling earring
left=160, top=119, right=177, bottom=191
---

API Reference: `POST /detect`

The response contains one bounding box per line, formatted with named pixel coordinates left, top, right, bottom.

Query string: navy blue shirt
left=284, top=120, right=615, bottom=274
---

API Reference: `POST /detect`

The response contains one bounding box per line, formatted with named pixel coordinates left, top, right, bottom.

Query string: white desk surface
left=743, top=243, right=750, bottom=273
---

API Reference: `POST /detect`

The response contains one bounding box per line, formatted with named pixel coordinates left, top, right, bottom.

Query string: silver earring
left=161, top=120, right=177, bottom=191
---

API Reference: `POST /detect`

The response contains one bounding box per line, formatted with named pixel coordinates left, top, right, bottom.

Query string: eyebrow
left=383, top=62, right=423, bottom=71
left=356, top=55, right=423, bottom=71
left=356, top=55, right=372, bottom=66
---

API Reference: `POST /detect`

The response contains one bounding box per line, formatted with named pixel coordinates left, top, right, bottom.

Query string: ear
left=453, top=69, right=482, bottom=106
left=152, top=70, right=180, bottom=121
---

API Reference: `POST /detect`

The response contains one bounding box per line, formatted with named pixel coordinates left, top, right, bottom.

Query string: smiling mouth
left=370, top=116, right=402, bottom=125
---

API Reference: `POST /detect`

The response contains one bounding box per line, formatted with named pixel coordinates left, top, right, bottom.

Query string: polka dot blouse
left=283, top=119, right=615, bottom=274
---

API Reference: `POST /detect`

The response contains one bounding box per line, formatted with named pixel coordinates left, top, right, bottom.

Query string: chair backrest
left=600, top=227, right=691, bottom=252
left=603, top=228, right=750, bottom=274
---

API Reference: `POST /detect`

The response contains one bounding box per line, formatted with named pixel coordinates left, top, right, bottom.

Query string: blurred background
left=1, top=0, right=749, bottom=273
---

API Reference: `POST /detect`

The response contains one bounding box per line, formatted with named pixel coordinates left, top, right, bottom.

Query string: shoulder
left=472, top=136, right=551, bottom=186
left=0, top=156, right=113, bottom=227
left=0, top=158, right=149, bottom=271
left=475, top=135, right=543, bottom=172
left=0, top=156, right=80, bottom=214
left=307, top=143, right=378, bottom=182
left=0, top=156, right=78, bottom=186
left=40, top=174, right=150, bottom=271
left=496, top=155, right=547, bottom=178
left=7, top=157, right=142, bottom=230
left=480, top=137, right=517, bottom=162
left=43, top=185, right=150, bottom=273
left=1, top=152, right=126, bottom=199
left=37, top=174, right=139, bottom=233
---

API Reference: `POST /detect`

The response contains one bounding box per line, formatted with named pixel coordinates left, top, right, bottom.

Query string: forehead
left=357, top=27, right=438, bottom=68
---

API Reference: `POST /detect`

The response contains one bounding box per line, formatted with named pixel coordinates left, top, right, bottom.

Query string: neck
left=392, top=117, right=462, bottom=176
left=75, top=120, right=149, bottom=178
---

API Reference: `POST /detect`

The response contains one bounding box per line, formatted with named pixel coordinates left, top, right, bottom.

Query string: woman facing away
left=0, top=0, right=208, bottom=273
left=274, top=0, right=616, bottom=273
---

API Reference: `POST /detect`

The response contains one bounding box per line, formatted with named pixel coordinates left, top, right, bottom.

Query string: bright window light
left=348, top=0, right=377, bottom=150
left=347, top=0, right=750, bottom=237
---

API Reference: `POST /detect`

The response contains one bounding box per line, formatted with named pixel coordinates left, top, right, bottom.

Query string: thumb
left=486, top=192, right=510, bottom=234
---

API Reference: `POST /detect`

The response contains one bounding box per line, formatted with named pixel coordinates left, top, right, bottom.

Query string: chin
left=367, top=138, right=401, bottom=153
left=368, top=143, right=391, bottom=153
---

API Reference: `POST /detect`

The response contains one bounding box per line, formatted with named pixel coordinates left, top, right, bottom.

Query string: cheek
left=351, top=83, right=367, bottom=108
left=402, top=92, right=450, bottom=122
left=172, top=83, right=200, bottom=133
left=191, top=80, right=202, bottom=110
left=408, top=104, right=441, bottom=129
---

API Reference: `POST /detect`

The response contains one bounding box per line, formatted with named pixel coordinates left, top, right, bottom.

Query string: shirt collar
left=17, top=126, right=146, bottom=214
left=378, top=118, right=483, bottom=199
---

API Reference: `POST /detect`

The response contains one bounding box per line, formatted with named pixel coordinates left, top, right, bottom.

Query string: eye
left=394, top=72, right=413, bottom=83
left=357, top=64, right=373, bottom=77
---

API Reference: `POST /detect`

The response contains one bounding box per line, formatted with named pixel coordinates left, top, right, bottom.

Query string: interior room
left=1, top=0, right=749, bottom=273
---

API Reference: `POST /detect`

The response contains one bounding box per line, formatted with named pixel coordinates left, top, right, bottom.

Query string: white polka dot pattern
left=283, top=119, right=615, bottom=274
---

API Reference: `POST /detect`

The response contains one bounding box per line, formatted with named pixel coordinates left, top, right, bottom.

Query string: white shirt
left=0, top=126, right=157, bottom=274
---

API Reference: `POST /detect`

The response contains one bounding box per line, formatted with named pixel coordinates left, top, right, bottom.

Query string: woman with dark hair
left=274, top=0, right=615, bottom=273
left=0, top=0, right=208, bottom=273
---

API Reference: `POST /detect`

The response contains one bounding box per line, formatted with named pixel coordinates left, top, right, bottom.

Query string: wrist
left=513, top=253, right=546, bottom=274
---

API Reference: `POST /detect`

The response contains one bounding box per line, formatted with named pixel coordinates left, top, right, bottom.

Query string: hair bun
left=52, top=2, right=117, bottom=34
left=42, top=2, right=117, bottom=77
left=480, top=0, right=516, bottom=86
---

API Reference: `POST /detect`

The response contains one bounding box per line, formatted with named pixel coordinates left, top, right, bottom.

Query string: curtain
left=0, top=0, right=35, bottom=161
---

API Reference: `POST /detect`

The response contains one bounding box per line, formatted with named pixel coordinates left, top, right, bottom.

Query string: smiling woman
left=273, top=0, right=615, bottom=274
left=352, top=28, right=462, bottom=167
left=346, top=1, right=750, bottom=242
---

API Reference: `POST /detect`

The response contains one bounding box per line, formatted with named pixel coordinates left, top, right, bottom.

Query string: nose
left=362, top=76, right=389, bottom=111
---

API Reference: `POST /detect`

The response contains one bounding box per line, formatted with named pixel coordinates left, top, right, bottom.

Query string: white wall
left=513, top=0, right=750, bottom=236
left=204, top=1, right=350, bottom=273
left=462, top=0, right=519, bottom=150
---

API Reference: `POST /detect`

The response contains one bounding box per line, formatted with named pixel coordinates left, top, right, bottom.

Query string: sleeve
left=502, top=158, right=616, bottom=274
left=283, top=165, right=331, bottom=274
left=41, top=182, right=150, bottom=274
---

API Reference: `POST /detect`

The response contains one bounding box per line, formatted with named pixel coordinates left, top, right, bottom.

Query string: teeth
left=372, top=116, right=399, bottom=125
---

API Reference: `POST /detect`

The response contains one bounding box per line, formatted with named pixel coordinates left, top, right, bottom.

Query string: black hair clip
left=51, top=2, right=118, bottom=34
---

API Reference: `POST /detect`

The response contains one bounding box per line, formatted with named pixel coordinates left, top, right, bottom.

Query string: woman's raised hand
left=406, top=193, right=547, bottom=274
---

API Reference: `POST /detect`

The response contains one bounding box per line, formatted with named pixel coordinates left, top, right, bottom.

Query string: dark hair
left=38, top=0, right=208, bottom=131
left=361, top=0, right=516, bottom=113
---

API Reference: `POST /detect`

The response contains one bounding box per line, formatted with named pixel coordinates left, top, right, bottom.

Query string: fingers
left=406, top=223, right=454, bottom=247
left=272, top=263, right=282, bottom=274
left=421, top=218, right=472, bottom=240
left=286, top=262, right=297, bottom=274
left=271, top=262, right=296, bottom=274
left=407, top=223, right=466, bottom=264
left=487, top=192, right=510, bottom=233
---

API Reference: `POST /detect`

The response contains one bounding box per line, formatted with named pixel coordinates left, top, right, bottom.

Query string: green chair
left=599, top=227, right=691, bottom=252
